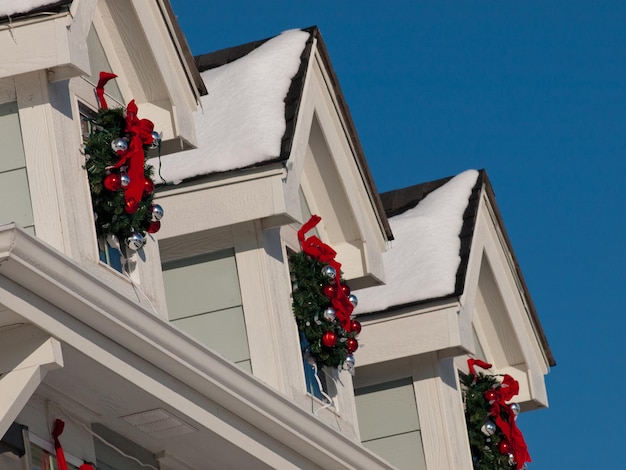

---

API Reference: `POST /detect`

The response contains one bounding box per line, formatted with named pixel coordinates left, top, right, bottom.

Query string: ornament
left=151, top=204, right=164, bottom=221
left=321, top=265, right=336, bottom=280
left=111, top=137, right=128, bottom=154
left=149, top=131, right=161, bottom=149
left=126, top=232, right=144, bottom=251
left=120, top=172, right=131, bottom=189
left=125, top=197, right=138, bottom=214
left=343, top=354, right=355, bottom=370
left=323, top=307, right=336, bottom=321
left=348, top=294, right=358, bottom=308
left=105, top=233, right=120, bottom=250
left=481, top=420, right=496, bottom=436
left=340, top=284, right=350, bottom=295
left=144, top=178, right=154, bottom=195
left=350, top=319, right=362, bottom=334
left=484, top=389, right=497, bottom=403
left=103, top=173, right=121, bottom=191
left=508, top=453, right=516, bottom=466
left=147, top=220, right=161, bottom=233
left=347, top=337, right=359, bottom=353
left=323, top=284, right=336, bottom=297
left=498, top=440, right=511, bottom=455
left=510, top=402, right=521, bottom=416
left=321, top=331, right=337, bottom=348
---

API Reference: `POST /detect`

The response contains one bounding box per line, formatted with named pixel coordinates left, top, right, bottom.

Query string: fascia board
left=155, top=165, right=294, bottom=239
left=356, top=300, right=471, bottom=367
left=0, top=224, right=395, bottom=470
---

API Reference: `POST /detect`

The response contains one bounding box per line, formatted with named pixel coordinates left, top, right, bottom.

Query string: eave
left=0, top=224, right=394, bottom=470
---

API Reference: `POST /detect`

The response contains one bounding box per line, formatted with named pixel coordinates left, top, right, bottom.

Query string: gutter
left=0, top=224, right=395, bottom=470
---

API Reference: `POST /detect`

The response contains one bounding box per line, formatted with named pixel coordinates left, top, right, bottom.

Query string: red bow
left=51, top=419, right=69, bottom=470
left=110, top=100, right=154, bottom=213
left=298, top=215, right=354, bottom=329
left=95, top=72, right=118, bottom=110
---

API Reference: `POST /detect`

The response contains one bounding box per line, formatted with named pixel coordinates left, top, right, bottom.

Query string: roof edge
left=306, top=26, right=393, bottom=241
left=481, top=172, right=556, bottom=367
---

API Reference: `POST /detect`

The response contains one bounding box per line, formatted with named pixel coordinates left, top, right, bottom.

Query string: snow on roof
left=0, top=0, right=60, bottom=16
left=147, top=29, right=310, bottom=184
left=354, top=169, right=479, bottom=314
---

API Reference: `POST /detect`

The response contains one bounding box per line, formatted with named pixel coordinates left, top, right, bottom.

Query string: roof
left=0, top=0, right=71, bottom=20
left=151, top=26, right=393, bottom=240
left=357, top=169, right=555, bottom=366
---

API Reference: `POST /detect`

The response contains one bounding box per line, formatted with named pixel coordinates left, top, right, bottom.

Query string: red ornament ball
left=498, top=440, right=511, bottom=455
left=321, top=331, right=337, bottom=348
left=103, top=173, right=121, bottom=191
left=350, top=320, right=362, bottom=334
left=323, top=284, right=336, bottom=297
left=124, top=197, right=138, bottom=214
left=144, top=177, right=155, bottom=195
left=347, top=337, right=359, bottom=353
left=147, top=220, right=161, bottom=233
left=340, top=284, right=350, bottom=296
left=484, top=389, right=497, bottom=403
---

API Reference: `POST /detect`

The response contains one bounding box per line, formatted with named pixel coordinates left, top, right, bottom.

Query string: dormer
left=351, top=170, right=554, bottom=469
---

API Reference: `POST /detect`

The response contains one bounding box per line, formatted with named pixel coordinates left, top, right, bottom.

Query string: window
left=0, top=102, right=35, bottom=235
left=79, top=103, right=124, bottom=273
left=162, top=249, right=252, bottom=372
left=355, top=378, right=427, bottom=470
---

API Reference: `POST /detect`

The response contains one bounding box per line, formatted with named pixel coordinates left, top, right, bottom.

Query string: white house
left=0, top=2, right=552, bottom=469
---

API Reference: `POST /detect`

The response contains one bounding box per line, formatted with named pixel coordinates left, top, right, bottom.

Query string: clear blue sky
left=171, top=1, right=625, bottom=467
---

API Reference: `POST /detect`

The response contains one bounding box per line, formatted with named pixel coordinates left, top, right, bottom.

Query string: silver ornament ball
left=510, top=402, right=520, bottom=416
left=321, top=265, right=336, bottom=280
left=481, top=420, right=496, bottom=436
left=149, top=131, right=162, bottom=149
left=348, top=294, right=358, bottom=308
left=126, top=232, right=144, bottom=251
left=120, top=173, right=131, bottom=188
left=111, top=137, right=128, bottom=154
left=343, top=354, right=355, bottom=370
left=323, top=307, right=336, bottom=321
left=151, top=204, right=164, bottom=221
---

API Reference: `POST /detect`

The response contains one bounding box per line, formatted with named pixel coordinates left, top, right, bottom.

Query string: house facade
left=0, top=2, right=552, bottom=469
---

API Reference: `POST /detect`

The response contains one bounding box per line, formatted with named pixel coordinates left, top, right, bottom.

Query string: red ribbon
left=110, top=99, right=154, bottom=213
left=95, top=72, right=118, bottom=110
left=51, top=419, right=69, bottom=470
left=297, top=215, right=354, bottom=329
left=467, top=358, right=492, bottom=377
left=488, top=375, right=531, bottom=469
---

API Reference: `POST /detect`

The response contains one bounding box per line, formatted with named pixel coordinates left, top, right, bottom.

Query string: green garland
left=461, top=371, right=516, bottom=470
left=84, top=107, right=157, bottom=245
left=289, top=251, right=360, bottom=369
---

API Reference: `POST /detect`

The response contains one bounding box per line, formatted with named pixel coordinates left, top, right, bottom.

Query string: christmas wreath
left=84, top=72, right=164, bottom=252
left=462, top=359, right=531, bottom=470
left=290, top=215, right=361, bottom=369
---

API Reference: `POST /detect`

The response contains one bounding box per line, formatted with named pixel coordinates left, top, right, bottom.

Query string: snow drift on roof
left=147, top=29, right=309, bottom=184
left=354, top=169, right=479, bottom=314
left=0, top=0, right=60, bottom=16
